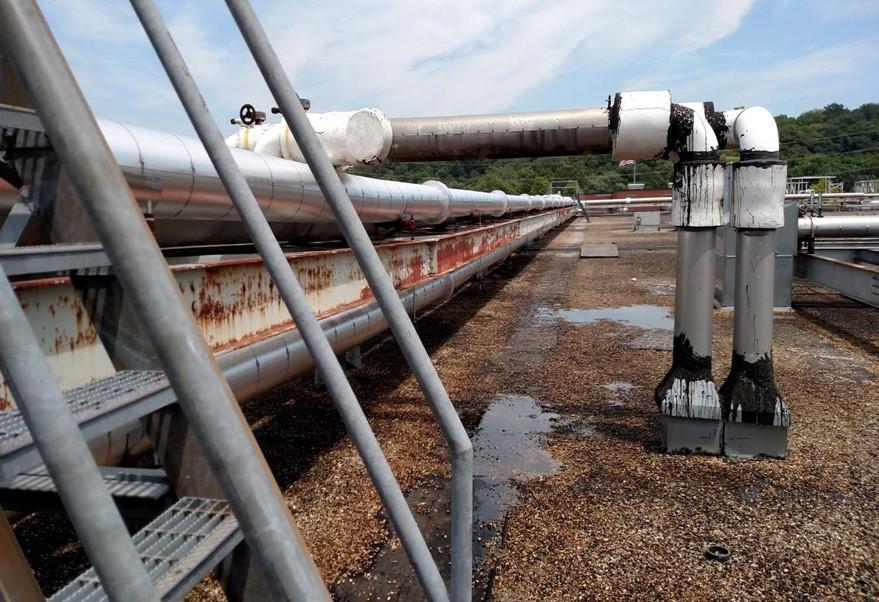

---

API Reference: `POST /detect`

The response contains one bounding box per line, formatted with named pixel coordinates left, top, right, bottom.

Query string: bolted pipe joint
left=656, top=102, right=725, bottom=454
left=720, top=106, right=790, bottom=458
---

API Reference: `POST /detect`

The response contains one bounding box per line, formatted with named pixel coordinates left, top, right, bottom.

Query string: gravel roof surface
left=12, top=215, right=877, bottom=601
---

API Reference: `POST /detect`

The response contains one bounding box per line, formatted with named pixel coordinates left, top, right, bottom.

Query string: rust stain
left=0, top=381, right=12, bottom=411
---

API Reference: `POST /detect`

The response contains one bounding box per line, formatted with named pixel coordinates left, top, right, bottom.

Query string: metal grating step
left=0, top=370, right=175, bottom=481
left=50, top=497, right=242, bottom=602
left=0, top=466, right=172, bottom=517
left=0, top=243, right=111, bottom=276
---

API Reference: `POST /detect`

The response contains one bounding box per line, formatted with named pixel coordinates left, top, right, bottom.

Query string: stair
left=0, top=466, right=171, bottom=518
left=0, top=243, right=110, bottom=276
left=0, top=371, right=175, bottom=482
left=50, top=497, right=242, bottom=601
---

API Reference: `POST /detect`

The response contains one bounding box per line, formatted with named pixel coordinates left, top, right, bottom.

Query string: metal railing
left=130, top=0, right=450, bottom=598
left=0, top=0, right=475, bottom=599
left=223, top=1, right=474, bottom=599
left=0, top=1, right=327, bottom=599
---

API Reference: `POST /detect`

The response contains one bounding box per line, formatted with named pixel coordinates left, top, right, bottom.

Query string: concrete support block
left=724, top=422, right=788, bottom=459
left=660, top=416, right=723, bottom=455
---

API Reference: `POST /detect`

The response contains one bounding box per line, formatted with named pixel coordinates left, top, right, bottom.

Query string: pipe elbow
left=727, top=106, right=779, bottom=154
left=679, top=102, right=719, bottom=156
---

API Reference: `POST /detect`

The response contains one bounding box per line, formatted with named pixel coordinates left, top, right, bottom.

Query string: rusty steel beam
left=1, top=208, right=574, bottom=406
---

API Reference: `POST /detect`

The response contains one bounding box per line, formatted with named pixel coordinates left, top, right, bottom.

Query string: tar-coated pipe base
left=655, top=228, right=721, bottom=454
left=719, top=229, right=789, bottom=458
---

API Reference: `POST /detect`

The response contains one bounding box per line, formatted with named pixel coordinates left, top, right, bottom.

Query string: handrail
left=130, top=0, right=448, bottom=598
left=0, top=1, right=328, bottom=599
left=224, top=1, right=475, bottom=599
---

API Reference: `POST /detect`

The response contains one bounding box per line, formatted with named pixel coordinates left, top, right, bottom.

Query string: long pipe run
left=798, top=215, right=879, bottom=238
left=386, top=107, right=611, bottom=161
left=99, top=119, right=572, bottom=225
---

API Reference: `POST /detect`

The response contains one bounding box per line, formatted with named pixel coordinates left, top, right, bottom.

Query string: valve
left=231, top=103, right=266, bottom=126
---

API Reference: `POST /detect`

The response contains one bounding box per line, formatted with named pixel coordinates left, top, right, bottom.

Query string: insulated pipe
left=719, top=106, right=790, bottom=458
left=132, top=1, right=447, bottom=598
left=386, top=107, right=611, bottom=161
left=224, top=3, right=475, bottom=600
left=0, top=2, right=330, bottom=599
left=97, top=120, right=573, bottom=226
left=797, top=215, right=879, bottom=238
left=0, top=262, right=157, bottom=601
left=226, top=108, right=393, bottom=166
left=633, top=97, right=726, bottom=453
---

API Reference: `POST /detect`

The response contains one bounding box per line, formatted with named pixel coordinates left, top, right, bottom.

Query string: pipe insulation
left=386, top=107, right=611, bottom=161
left=226, top=106, right=612, bottom=163
left=98, top=119, right=572, bottom=225
left=798, top=215, right=879, bottom=238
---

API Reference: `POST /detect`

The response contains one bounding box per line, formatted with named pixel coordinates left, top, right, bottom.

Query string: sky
left=37, top=0, right=879, bottom=137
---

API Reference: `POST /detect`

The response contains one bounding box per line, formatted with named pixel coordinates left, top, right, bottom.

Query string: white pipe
left=680, top=102, right=719, bottom=155
left=723, top=106, right=779, bottom=153
left=610, top=90, right=672, bottom=160
left=99, top=119, right=574, bottom=226
left=226, top=108, right=393, bottom=167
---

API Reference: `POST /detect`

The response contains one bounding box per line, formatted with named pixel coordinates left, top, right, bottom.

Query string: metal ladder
left=0, top=0, right=472, bottom=600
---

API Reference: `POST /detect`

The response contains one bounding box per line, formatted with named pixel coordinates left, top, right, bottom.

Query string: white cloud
left=258, top=0, right=754, bottom=116
left=37, top=0, right=754, bottom=132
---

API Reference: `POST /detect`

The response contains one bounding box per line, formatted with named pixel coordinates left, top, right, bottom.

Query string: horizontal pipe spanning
left=798, top=215, right=879, bottom=238
left=387, top=108, right=611, bottom=162
left=93, top=119, right=573, bottom=225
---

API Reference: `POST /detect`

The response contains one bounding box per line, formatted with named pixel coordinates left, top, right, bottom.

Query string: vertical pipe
left=720, top=142, right=789, bottom=458
left=223, top=2, right=474, bottom=599
left=674, top=228, right=716, bottom=360
left=130, top=1, right=447, bottom=598
left=732, top=231, right=776, bottom=362
left=653, top=103, right=725, bottom=454
left=0, top=265, right=157, bottom=602
left=0, top=2, right=328, bottom=599
left=722, top=230, right=783, bottom=422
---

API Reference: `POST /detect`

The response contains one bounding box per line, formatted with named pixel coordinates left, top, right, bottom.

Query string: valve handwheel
left=239, top=103, right=257, bottom=126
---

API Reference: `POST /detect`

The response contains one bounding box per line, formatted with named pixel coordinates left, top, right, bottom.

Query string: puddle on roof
left=474, top=394, right=561, bottom=524
left=537, top=304, right=673, bottom=331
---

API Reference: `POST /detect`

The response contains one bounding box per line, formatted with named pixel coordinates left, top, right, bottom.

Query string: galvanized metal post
left=130, top=1, right=447, bottom=598
left=720, top=153, right=790, bottom=458
left=0, top=265, right=158, bottom=602
left=0, top=2, right=328, bottom=599
left=224, top=1, right=474, bottom=598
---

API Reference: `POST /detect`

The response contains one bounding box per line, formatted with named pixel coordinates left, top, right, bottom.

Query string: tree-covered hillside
left=349, top=103, right=879, bottom=195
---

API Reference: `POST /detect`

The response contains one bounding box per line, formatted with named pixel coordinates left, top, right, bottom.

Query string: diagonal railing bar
left=0, top=2, right=328, bottom=599
left=224, top=1, right=474, bottom=599
left=0, top=262, right=158, bottom=602
left=129, top=0, right=448, bottom=598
